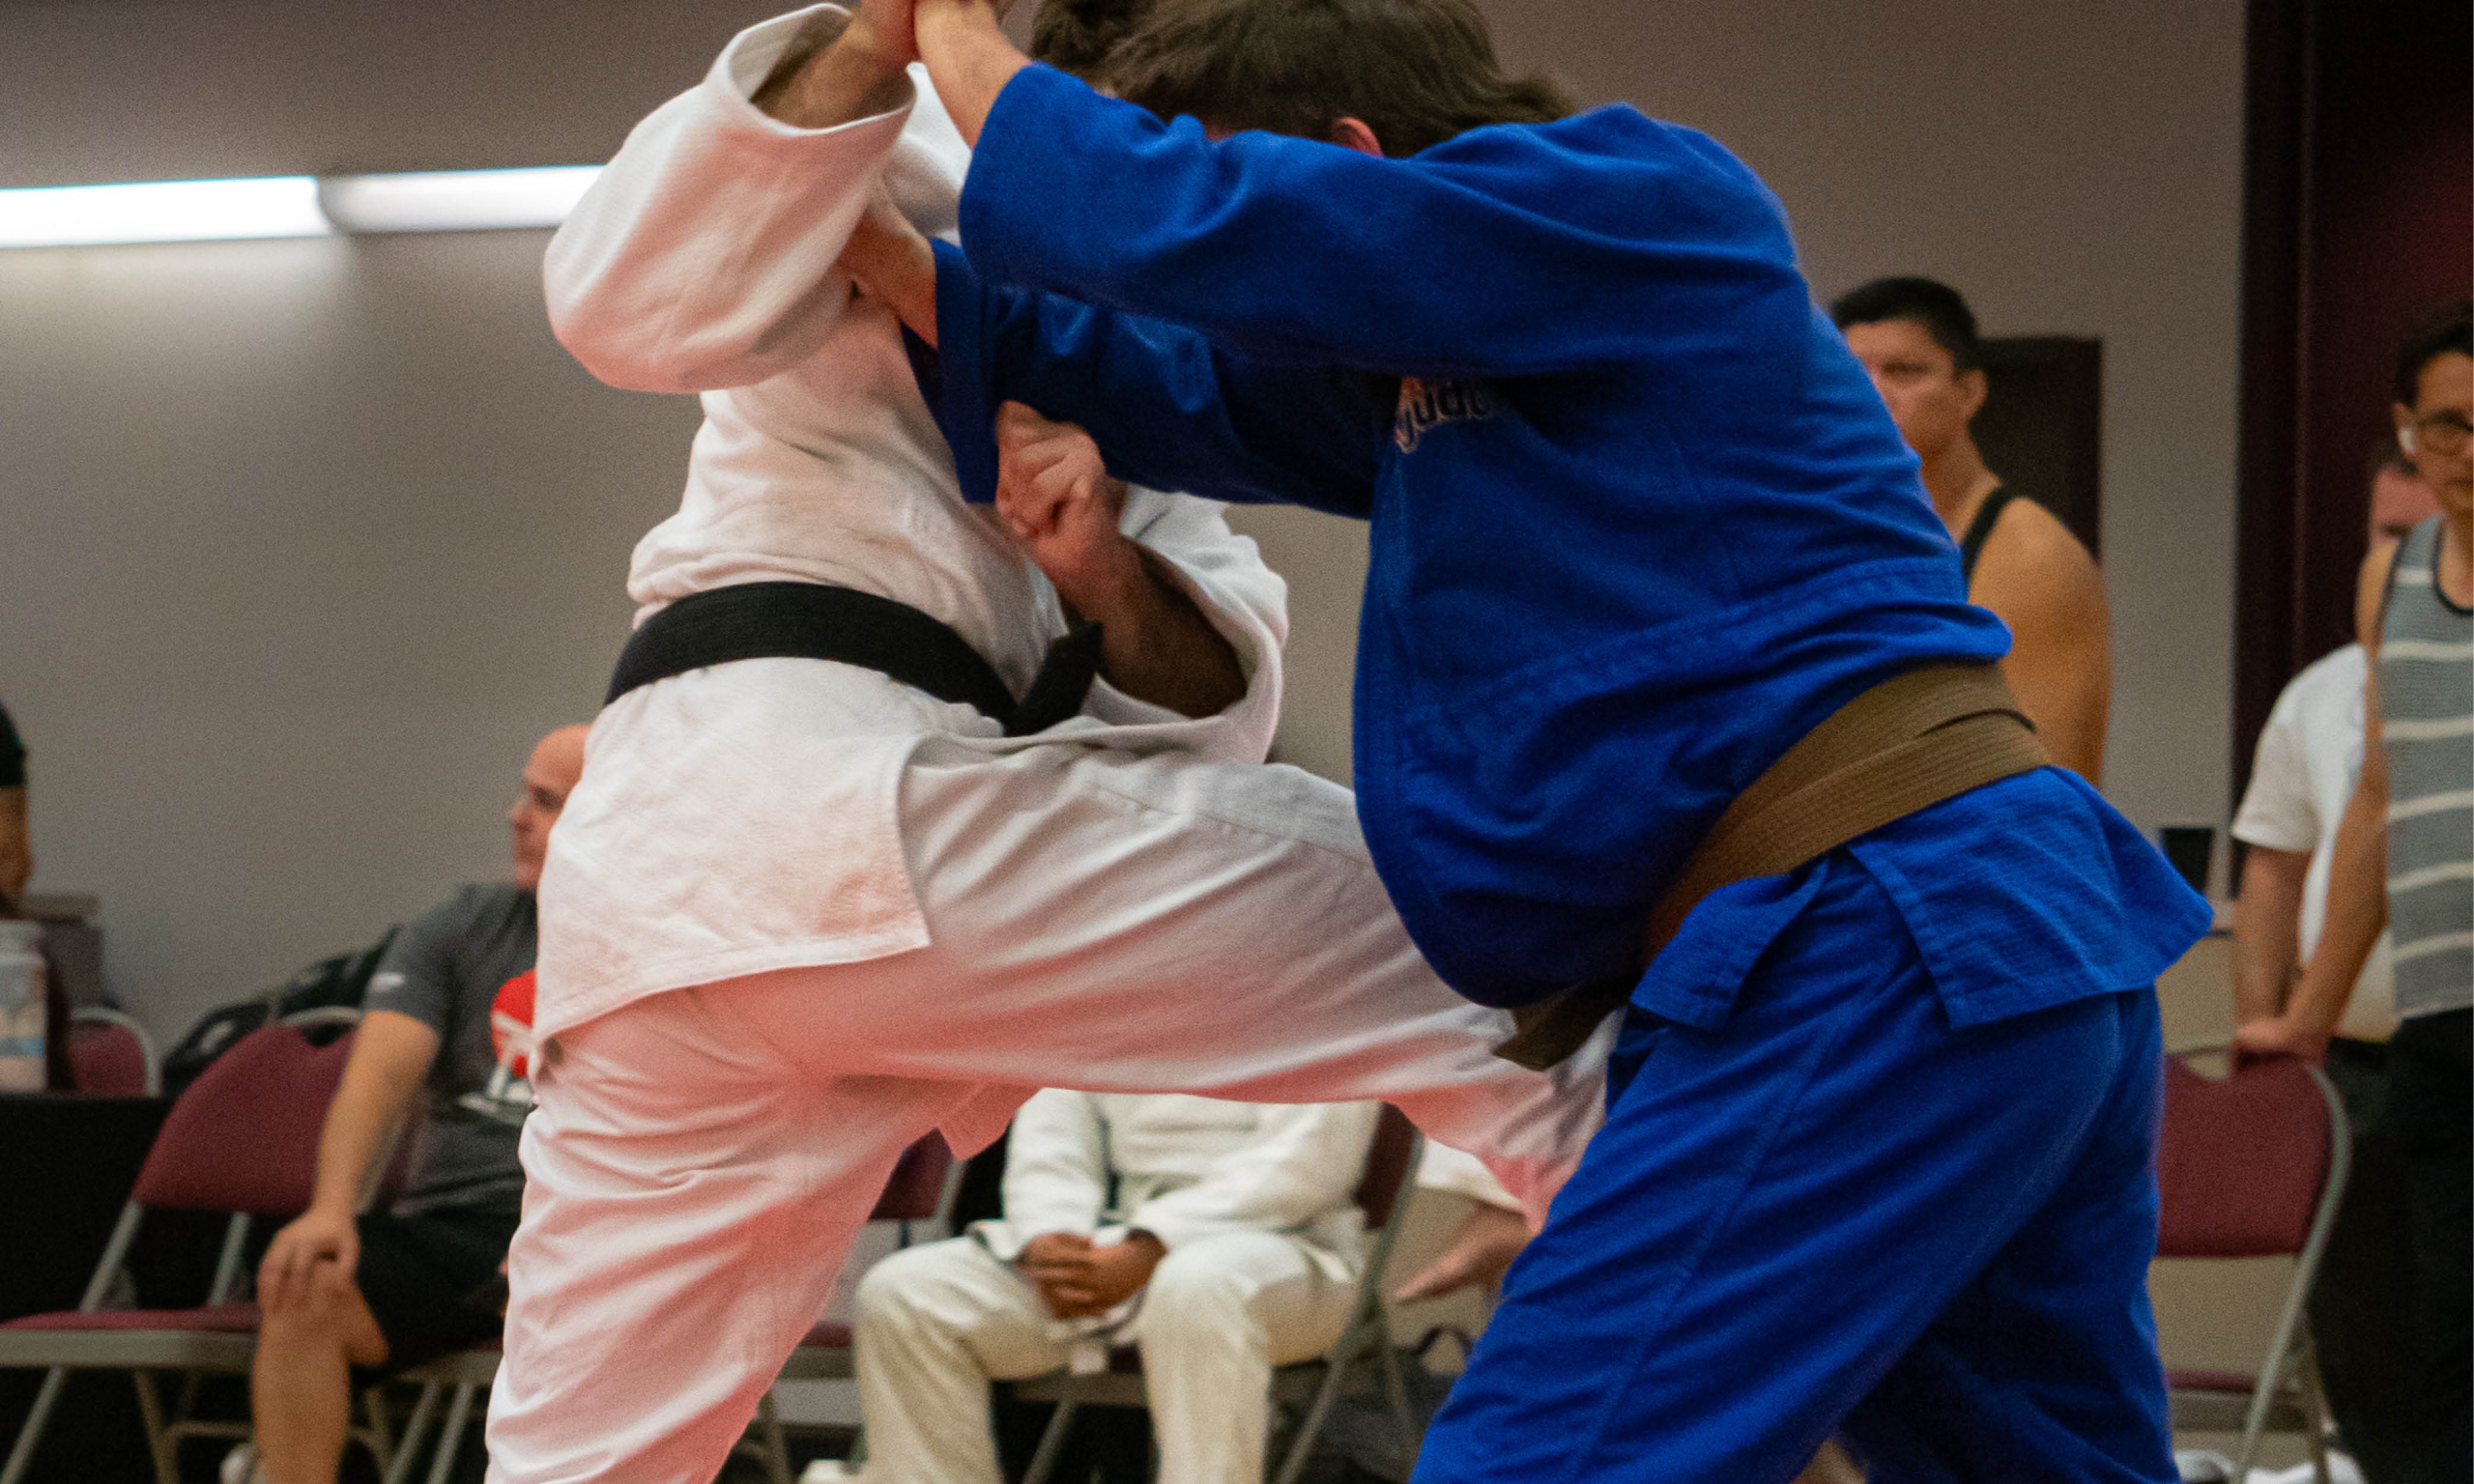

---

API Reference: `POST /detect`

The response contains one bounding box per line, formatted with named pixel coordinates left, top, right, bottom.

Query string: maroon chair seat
left=2, top=1304, right=259, bottom=1333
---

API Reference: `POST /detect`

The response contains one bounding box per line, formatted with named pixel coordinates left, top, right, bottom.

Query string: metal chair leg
left=131, top=1370, right=179, bottom=1484
left=1273, top=1344, right=1357, bottom=1484
left=385, top=1383, right=444, bottom=1484
left=1022, top=1398, right=1079, bottom=1484
left=426, top=1383, right=478, bottom=1484
left=0, top=1369, right=69, bottom=1484
left=1379, top=1336, right=1421, bottom=1466
left=755, top=1391, right=793, bottom=1484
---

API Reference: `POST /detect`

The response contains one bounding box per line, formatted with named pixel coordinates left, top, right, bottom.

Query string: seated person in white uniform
left=854, top=1090, right=1379, bottom=1484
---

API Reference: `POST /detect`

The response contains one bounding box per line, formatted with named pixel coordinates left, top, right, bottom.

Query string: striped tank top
left=2378, top=516, right=2473, bottom=1016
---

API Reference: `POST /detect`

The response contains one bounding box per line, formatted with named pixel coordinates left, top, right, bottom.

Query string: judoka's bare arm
left=752, top=0, right=917, bottom=128
left=913, top=0, right=1029, bottom=144
left=997, top=405, right=1246, bottom=718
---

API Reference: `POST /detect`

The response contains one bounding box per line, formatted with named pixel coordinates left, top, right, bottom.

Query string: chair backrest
left=2155, top=1053, right=2342, bottom=1259
left=870, top=1132, right=954, bottom=1223
left=131, top=1020, right=358, bottom=1216
left=1353, top=1105, right=1422, bottom=1232
left=69, top=1009, right=158, bottom=1097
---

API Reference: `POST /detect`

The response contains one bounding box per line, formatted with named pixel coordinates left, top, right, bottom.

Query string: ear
left=2394, top=401, right=2419, bottom=456
left=1329, top=116, right=1385, bottom=157
left=1957, top=366, right=1989, bottom=421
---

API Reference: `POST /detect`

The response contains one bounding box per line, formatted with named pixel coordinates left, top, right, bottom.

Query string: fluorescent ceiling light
left=0, top=167, right=604, bottom=248
left=0, top=176, right=330, bottom=248
left=318, top=166, right=601, bottom=234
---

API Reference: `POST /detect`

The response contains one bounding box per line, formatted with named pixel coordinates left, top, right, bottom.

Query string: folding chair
left=1016, top=1105, right=1424, bottom=1484
left=2156, top=1048, right=2351, bottom=1483
left=0, top=1012, right=386, bottom=1484
left=387, top=1129, right=960, bottom=1484
left=68, top=1007, right=159, bottom=1097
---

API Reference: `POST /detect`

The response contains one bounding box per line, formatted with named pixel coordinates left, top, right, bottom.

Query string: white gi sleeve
left=542, top=5, right=918, bottom=393
left=1074, top=488, right=1290, bottom=764
left=1415, top=1141, right=1521, bottom=1213
left=986, top=1089, right=1111, bottom=1258
left=2230, top=687, right=2316, bottom=854
left=1121, top=1100, right=1380, bottom=1251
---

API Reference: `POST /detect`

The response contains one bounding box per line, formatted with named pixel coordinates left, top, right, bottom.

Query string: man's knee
left=855, top=1240, right=982, bottom=1340
left=257, top=1273, right=386, bottom=1367
left=1138, top=1248, right=1257, bottom=1347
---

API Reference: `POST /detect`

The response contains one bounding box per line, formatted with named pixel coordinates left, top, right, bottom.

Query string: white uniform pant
left=854, top=1234, right=1356, bottom=1484
left=486, top=741, right=1607, bottom=1483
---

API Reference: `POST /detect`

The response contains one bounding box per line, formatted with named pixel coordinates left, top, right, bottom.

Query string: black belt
left=605, top=581, right=1105, bottom=736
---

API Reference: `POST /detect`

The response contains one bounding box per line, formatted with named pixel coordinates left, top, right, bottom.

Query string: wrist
left=835, top=13, right=912, bottom=75
left=1052, top=535, right=1156, bottom=624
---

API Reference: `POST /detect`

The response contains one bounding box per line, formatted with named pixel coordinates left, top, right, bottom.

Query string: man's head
left=509, top=726, right=589, bottom=893
left=2392, top=300, right=2472, bottom=522
left=1028, top=0, right=1162, bottom=79
left=1831, top=276, right=1987, bottom=464
left=2368, top=443, right=2442, bottom=545
left=1101, top=0, right=1569, bottom=158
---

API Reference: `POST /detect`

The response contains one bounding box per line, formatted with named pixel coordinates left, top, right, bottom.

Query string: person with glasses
left=2239, top=300, right=2473, bottom=1484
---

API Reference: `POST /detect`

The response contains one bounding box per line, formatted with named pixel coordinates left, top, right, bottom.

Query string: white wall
left=0, top=0, right=2247, bottom=1048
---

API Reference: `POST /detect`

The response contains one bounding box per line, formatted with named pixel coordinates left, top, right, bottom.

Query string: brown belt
left=1492, top=663, right=2051, bottom=1070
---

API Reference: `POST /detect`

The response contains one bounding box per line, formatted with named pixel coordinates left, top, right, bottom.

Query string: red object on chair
left=2154, top=1051, right=2349, bottom=1482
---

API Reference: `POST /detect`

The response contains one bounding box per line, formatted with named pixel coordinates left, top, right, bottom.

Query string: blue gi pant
left=1414, top=850, right=2173, bottom=1484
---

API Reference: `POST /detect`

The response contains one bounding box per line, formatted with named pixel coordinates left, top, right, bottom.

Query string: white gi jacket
left=533, top=7, right=1290, bottom=1042
left=981, top=1091, right=1379, bottom=1280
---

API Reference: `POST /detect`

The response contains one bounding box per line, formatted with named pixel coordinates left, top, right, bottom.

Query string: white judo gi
left=856, top=1091, right=1377, bottom=1484
left=489, top=10, right=1606, bottom=1480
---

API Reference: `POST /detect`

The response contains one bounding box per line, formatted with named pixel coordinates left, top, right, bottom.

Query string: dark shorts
left=355, top=1207, right=519, bottom=1375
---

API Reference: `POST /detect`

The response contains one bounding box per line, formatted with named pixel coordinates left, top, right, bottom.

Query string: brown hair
left=1101, top=0, right=1572, bottom=157
left=1030, top=0, right=1166, bottom=79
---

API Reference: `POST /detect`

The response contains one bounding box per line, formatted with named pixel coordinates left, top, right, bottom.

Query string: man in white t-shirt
left=2228, top=453, right=2439, bottom=1484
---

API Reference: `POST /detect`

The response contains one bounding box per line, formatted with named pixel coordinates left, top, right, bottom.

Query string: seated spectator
left=853, top=1090, right=1379, bottom=1484
left=245, top=726, right=587, bottom=1484
left=2229, top=450, right=2438, bottom=1482
left=0, top=697, right=28, bottom=911
left=1832, top=276, right=2112, bottom=781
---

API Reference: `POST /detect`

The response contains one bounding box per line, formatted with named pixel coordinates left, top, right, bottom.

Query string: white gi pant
left=854, top=1233, right=1356, bottom=1484
left=486, top=737, right=1606, bottom=1483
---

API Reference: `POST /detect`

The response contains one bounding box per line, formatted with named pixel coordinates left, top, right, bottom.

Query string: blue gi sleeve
left=958, top=65, right=1789, bottom=377
left=927, top=239, right=1383, bottom=515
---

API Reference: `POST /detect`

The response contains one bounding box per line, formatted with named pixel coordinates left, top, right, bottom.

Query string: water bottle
left=0, top=919, right=46, bottom=1092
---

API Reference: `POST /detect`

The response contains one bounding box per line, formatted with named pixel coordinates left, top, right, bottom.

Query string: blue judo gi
left=919, top=62, right=2214, bottom=1483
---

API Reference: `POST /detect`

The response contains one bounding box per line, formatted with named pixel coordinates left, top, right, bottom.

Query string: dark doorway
left=2232, top=0, right=2472, bottom=805
left=1975, top=336, right=2105, bottom=560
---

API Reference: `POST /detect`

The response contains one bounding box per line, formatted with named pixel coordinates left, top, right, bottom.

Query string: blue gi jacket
left=929, top=63, right=2208, bottom=1018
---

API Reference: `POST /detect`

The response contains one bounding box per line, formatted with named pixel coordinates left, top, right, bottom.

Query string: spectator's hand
left=993, top=401, right=1139, bottom=617
left=2231, top=1013, right=2329, bottom=1067
left=1018, top=1231, right=1163, bottom=1319
left=258, top=1206, right=359, bottom=1315
left=1394, top=1202, right=1529, bottom=1300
